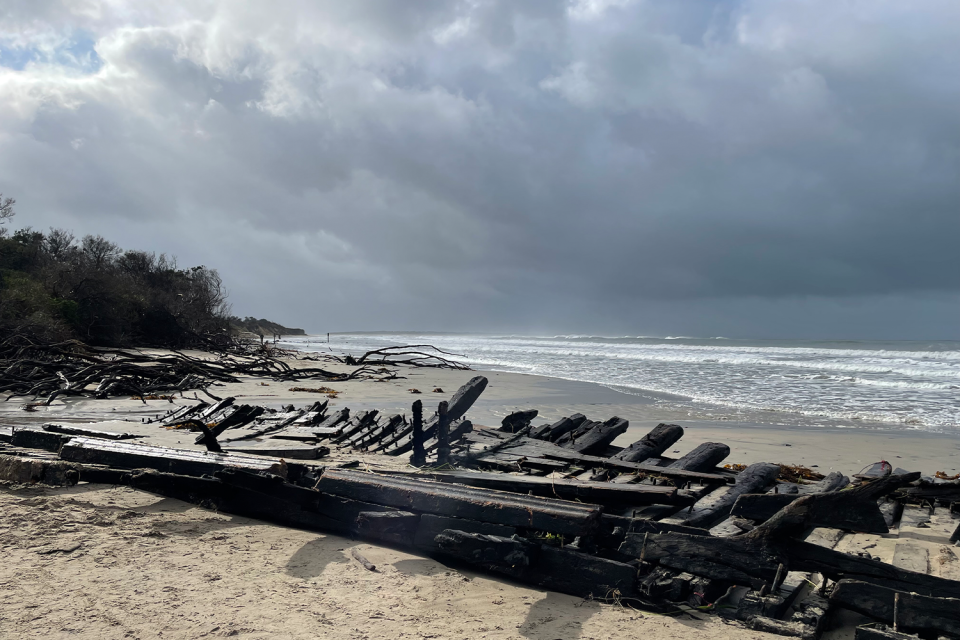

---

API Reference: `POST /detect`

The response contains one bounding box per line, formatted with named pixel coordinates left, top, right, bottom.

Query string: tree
left=0, top=194, right=14, bottom=238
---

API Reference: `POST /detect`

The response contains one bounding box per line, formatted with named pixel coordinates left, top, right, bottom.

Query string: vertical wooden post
left=437, top=400, right=450, bottom=465
left=411, top=400, right=425, bottom=467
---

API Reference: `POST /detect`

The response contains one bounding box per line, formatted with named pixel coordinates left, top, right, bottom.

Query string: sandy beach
left=2, top=352, right=959, bottom=639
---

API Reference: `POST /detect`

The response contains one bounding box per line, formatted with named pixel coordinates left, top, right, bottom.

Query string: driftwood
left=611, top=423, right=684, bottom=463
left=0, top=337, right=396, bottom=404
left=347, top=344, right=471, bottom=370
left=350, top=548, right=377, bottom=571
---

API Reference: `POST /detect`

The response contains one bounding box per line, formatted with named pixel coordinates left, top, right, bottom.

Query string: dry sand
left=0, top=482, right=766, bottom=640
left=2, top=351, right=959, bottom=639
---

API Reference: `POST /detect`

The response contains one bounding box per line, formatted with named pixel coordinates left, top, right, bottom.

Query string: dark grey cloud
left=1, top=0, right=957, bottom=338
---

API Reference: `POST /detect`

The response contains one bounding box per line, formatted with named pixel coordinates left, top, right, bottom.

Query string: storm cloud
left=1, top=0, right=958, bottom=338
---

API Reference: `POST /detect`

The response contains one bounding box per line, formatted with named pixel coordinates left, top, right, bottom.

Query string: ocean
left=280, top=334, right=960, bottom=432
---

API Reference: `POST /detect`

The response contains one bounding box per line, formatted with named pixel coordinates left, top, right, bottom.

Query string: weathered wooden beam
left=356, top=511, right=420, bottom=546
left=59, top=437, right=296, bottom=478
left=42, top=423, right=141, bottom=440
left=747, top=617, right=815, bottom=640
left=611, top=423, right=684, bottom=463
left=553, top=419, right=599, bottom=448
left=339, top=413, right=393, bottom=449
left=315, top=468, right=601, bottom=536
left=445, top=376, right=488, bottom=422
left=529, top=416, right=574, bottom=440
left=375, top=468, right=683, bottom=507
left=830, top=579, right=960, bottom=636
left=498, top=409, right=538, bottom=433
left=620, top=529, right=960, bottom=598
left=223, top=444, right=328, bottom=460
left=413, top=514, right=516, bottom=553
left=410, top=400, right=426, bottom=467
left=751, top=473, right=920, bottom=538
left=668, top=442, right=731, bottom=471
left=544, top=414, right=588, bottom=442
left=436, top=401, right=451, bottom=464
left=563, top=417, right=629, bottom=455
left=11, top=428, right=69, bottom=452
left=461, top=434, right=731, bottom=484
left=682, top=462, right=780, bottom=530
left=0, top=452, right=79, bottom=485
left=330, top=410, right=378, bottom=444
left=435, top=530, right=638, bottom=598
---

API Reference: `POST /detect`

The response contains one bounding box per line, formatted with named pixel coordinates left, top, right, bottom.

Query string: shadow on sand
left=519, top=591, right=600, bottom=640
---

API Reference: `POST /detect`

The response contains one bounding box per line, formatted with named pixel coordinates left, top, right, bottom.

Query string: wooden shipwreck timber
left=2, top=375, right=960, bottom=639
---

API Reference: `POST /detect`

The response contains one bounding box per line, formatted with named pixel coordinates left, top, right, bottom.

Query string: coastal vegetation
left=0, top=200, right=230, bottom=349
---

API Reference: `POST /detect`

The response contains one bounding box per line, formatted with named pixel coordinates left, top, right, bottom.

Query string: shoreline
left=3, top=348, right=958, bottom=477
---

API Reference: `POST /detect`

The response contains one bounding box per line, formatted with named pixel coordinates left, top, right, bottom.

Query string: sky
left=1, top=0, right=958, bottom=339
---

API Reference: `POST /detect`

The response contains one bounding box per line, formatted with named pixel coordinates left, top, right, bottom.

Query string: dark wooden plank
left=563, top=417, right=629, bottom=455
left=831, top=579, right=960, bottom=636
left=529, top=416, right=574, bottom=440
left=435, top=530, right=638, bottom=598
left=413, top=514, right=516, bottom=552
left=611, top=423, right=684, bottom=463
left=543, top=414, right=588, bottom=442
left=498, top=409, right=538, bottom=433
left=466, top=435, right=732, bottom=484
left=42, top=423, right=141, bottom=440
left=330, top=410, right=378, bottom=444
left=668, top=442, right=731, bottom=471
left=60, top=437, right=292, bottom=477
left=223, top=444, right=328, bottom=460
left=752, top=473, right=920, bottom=538
left=356, top=511, right=420, bottom=546
left=620, top=530, right=960, bottom=598
left=854, top=626, right=920, bottom=640
left=11, top=428, right=69, bottom=452
left=682, top=462, right=780, bottom=529
left=445, top=376, right=488, bottom=422
left=315, top=468, right=601, bottom=536
left=411, top=400, right=426, bottom=466
left=0, top=452, right=79, bottom=485
left=375, top=468, right=682, bottom=507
